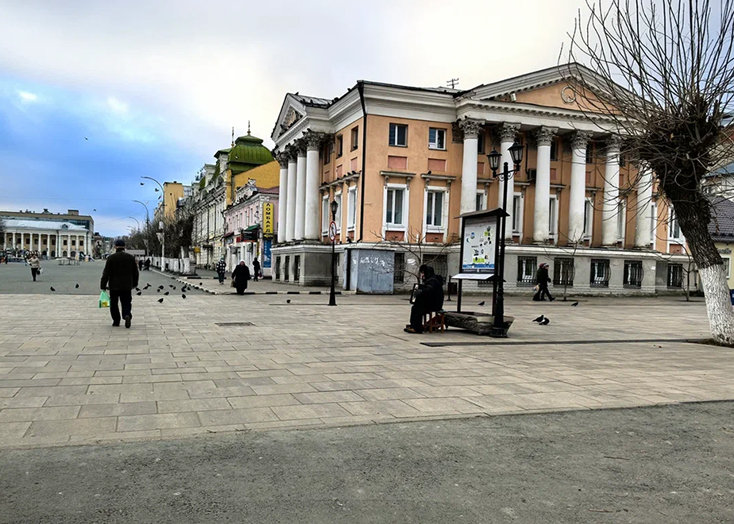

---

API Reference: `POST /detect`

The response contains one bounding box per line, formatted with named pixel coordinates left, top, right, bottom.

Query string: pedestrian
left=231, top=260, right=251, bottom=295
left=28, top=253, right=41, bottom=282
left=144, top=258, right=151, bottom=271
left=138, top=259, right=144, bottom=271
left=252, top=257, right=261, bottom=282
left=404, top=265, right=444, bottom=334
left=100, top=239, right=139, bottom=328
left=216, top=256, right=227, bottom=285
left=533, top=263, right=555, bottom=302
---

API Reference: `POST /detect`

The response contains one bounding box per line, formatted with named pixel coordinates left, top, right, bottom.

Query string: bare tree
left=564, top=0, right=734, bottom=344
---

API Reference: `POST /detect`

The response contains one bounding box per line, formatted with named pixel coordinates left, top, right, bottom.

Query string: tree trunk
left=698, top=265, right=734, bottom=345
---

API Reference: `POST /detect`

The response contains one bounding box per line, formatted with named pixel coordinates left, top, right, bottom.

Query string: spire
left=247, top=120, right=251, bottom=135
left=231, top=126, right=235, bottom=147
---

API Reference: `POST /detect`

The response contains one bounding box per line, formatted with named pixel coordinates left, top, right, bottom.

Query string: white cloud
left=18, top=90, right=38, bottom=103
left=106, top=96, right=129, bottom=115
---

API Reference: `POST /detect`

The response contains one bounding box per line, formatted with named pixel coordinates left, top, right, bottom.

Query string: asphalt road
left=1, top=402, right=732, bottom=523
left=0, top=261, right=206, bottom=296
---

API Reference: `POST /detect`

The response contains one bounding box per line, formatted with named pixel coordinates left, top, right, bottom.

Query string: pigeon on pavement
left=136, top=292, right=142, bottom=296
left=164, top=292, right=169, bottom=296
left=286, top=299, right=291, bottom=304
left=157, top=298, right=164, bottom=303
left=50, top=287, right=56, bottom=292
left=540, top=318, right=550, bottom=325
left=182, top=294, right=186, bottom=299
left=478, top=301, right=486, bottom=306
left=532, top=315, right=545, bottom=323
left=572, top=302, right=579, bottom=307
left=75, top=283, right=79, bottom=289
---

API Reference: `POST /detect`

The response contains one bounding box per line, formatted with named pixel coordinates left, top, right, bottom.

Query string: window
left=617, top=200, right=627, bottom=241
left=351, top=127, right=359, bottom=151
left=667, top=263, right=683, bottom=288
left=724, top=257, right=731, bottom=278
left=550, top=139, right=558, bottom=161
left=477, top=131, right=485, bottom=154
left=517, top=256, right=537, bottom=285
left=549, top=196, right=558, bottom=241
left=324, top=142, right=333, bottom=164
left=425, top=190, right=444, bottom=229
left=322, top=196, right=330, bottom=233
left=476, top=191, right=486, bottom=211
left=669, top=209, right=682, bottom=240
left=428, top=128, right=446, bottom=150
left=512, top=194, right=523, bottom=234
left=394, top=252, right=405, bottom=283
left=389, top=123, right=408, bottom=147
left=650, top=203, right=658, bottom=248
left=553, top=258, right=574, bottom=286
left=293, top=255, right=300, bottom=282
left=624, top=260, right=643, bottom=287
left=334, top=193, right=342, bottom=232
left=586, top=143, right=594, bottom=164
left=347, top=187, right=357, bottom=230
left=275, top=257, right=281, bottom=280
left=336, top=135, right=343, bottom=158
left=385, top=187, right=405, bottom=228
left=590, top=259, right=611, bottom=287
left=583, top=198, right=594, bottom=240
left=284, top=256, right=290, bottom=281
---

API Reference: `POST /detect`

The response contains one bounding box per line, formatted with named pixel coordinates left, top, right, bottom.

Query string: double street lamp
left=329, top=199, right=338, bottom=307
left=486, top=142, right=524, bottom=338
left=140, top=177, right=165, bottom=268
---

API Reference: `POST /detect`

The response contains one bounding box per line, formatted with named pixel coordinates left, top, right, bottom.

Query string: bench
left=422, top=310, right=446, bottom=333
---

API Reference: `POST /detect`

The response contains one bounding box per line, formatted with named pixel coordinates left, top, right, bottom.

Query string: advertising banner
left=461, top=215, right=497, bottom=274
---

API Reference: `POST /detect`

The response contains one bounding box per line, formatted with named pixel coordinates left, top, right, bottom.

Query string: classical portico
left=2, top=219, right=90, bottom=258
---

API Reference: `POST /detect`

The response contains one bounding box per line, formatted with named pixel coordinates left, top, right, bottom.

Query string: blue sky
left=0, top=0, right=585, bottom=237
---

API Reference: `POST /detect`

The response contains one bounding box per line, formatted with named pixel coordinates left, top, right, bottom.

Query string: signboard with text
left=461, top=215, right=497, bottom=274
left=263, top=202, right=274, bottom=237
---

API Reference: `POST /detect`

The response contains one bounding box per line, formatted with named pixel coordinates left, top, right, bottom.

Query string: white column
left=11, top=232, right=15, bottom=251
left=568, top=132, right=592, bottom=242
left=459, top=119, right=482, bottom=214
left=276, top=154, right=289, bottom=243
left=498, top=123, right=520, bottom=240
left=533, top=126, right=557, bottom=243
left=602, top=138, right=621, bottom=246
left=56, top=233, right=60, bottom=256
left=285, top=152, right=297, bottom=242
left=635, top=162, right=654, bottom=248
left=304, top=133, right=322, bottom=240
left=294, top=145, right=307, bottom=240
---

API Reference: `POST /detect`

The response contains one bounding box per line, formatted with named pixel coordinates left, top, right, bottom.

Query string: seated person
left=405, top=264, right=444, bottom=334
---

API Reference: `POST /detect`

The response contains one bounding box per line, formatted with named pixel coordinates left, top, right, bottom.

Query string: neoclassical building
left=2, top=209, right=94, bottom=258
left=270, top=64, right=692, bottom=294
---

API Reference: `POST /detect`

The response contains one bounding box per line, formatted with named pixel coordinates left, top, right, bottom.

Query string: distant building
left=708, top=197, right=734, bottom=289
left=153, top=181, right=185, bottom=222
left=1, top=208, right=94, bottom=258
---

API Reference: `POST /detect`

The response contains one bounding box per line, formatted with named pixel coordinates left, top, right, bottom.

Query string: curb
left=150, top=269, right=346, bottom=296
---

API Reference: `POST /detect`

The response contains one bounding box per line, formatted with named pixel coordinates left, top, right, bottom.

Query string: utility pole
left=447, top=78, right=459, bottom=89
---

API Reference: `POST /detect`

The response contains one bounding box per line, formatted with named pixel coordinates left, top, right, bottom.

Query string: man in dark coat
left=231, top=260, right=251, bottom=295
left=533, top=262, right=555, bottom=302
left=252, top=257, right=261, bottom=282
left=405, top=265, right=444, bottom=334
left=216, top=257, right=227, bottom=285
left=100, top=239, right=139, bottom=328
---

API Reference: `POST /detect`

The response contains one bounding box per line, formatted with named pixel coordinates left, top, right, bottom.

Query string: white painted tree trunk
left=698, top=264, right=734, bottom=345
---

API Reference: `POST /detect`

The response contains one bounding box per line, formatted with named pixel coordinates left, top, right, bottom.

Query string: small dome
left=228, top=133, right=273, bottom=167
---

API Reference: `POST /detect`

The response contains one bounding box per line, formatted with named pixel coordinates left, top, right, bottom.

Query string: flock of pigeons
left=50, top=281, right=202, bottom=303
left=476, top=299, right=580, bottom=327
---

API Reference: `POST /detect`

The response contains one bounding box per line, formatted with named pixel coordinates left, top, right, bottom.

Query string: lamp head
left=509, top=142, right=524, bottom=166
left=487, top=149, right=501, bottom=173
left=330, top=199, right=338, bottom=220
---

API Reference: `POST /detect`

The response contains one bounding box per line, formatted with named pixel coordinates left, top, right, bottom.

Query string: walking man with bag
left=100, top=239, right=139, bottom=328
left=533, top=262, right=555, bottom=302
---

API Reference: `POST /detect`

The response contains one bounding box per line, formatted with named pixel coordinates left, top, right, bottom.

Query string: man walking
left=252, top=257, right=261, bottom=282
left=100, top=239, right=139, bottom=328
left=533, top=262, right=555, bottom=302
left=216, top=256, right=227, bottom=284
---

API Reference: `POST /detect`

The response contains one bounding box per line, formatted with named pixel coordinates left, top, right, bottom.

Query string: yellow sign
left=263, top=203, right=274, bottom=236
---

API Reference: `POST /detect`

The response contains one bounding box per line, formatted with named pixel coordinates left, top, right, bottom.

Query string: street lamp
left=329, top=199, right=338, bottom=307
left=487, top=142, right=524, bottom=338
left=141, top=176, right=165, bottom=269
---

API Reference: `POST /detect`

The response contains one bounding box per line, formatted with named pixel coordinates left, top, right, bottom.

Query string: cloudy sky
left=0, top=0, right=588, bottom=236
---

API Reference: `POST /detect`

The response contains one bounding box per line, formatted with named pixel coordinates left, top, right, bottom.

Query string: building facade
left=270, top=64, right=691, bottom=294
left=1, top=209, right=94, bottom=258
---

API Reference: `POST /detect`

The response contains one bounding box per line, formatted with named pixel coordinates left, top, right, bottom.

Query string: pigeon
left=571, top=302, right=579, bottom=307
left=539, top=318, right=550, bottom=326
left=199, top=282, right=203, bottom=286
left=286, top=299, right=291, bottom=304
left=478, top=301, right=485, bottom=306
left=84, top=137, right=88, bottom=140
left=164, top=292, right=169, bottom=296
left=50, top=287, right=56, bottom=292
left=135, top=287, right=140, bottom=292
left=75, top=283, right=79, bottom=289
left=158, top=298, right=164, bottom=303
left=157, top=289, right=160, bottom=293
left=136, top=292, right=142, bottom=296
left=169, top=285, right=174, bottom=288
left=182, top=294, right=186, bottom=299
left=172, top=286, right=176, bottom=290
left=532, top=315, right=545, bottom=323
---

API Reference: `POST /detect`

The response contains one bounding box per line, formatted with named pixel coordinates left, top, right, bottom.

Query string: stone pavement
left=1, top=292, right=732, bottom=449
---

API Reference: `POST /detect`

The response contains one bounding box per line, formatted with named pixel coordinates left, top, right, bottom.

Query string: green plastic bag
left=99, top=290, right=110, bottom=308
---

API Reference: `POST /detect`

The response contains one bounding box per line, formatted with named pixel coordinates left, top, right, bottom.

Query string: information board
left=461, top=215, right=497, bottom=274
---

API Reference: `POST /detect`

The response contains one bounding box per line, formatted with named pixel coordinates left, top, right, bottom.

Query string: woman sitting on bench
left=405, top=264, right=444, bottom=334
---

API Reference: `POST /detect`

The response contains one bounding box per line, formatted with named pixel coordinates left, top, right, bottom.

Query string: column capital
left=293, top=139, right=307, bottom=157
left=303, top=130, right=325, bottom=151
left=534, top=126, right=558, bottom=147
left=571, top=131, right=594, bottom=151
left=458, top=118, right=484, bottom=139
left=497, top=122, right=521, bottom=143
left=605, top=135, right=622, bottom=155
left=284, top=146, right=299, bottom=163
left=275, top=151, right=290, bottom=168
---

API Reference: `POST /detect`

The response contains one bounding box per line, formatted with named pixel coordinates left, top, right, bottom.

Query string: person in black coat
left=231, top=260, right=251, bottom=295
left=405, top=265, right=444, bottom=334
left=252, top=257, right=261, bottom=282
left=100, top=239, right=140, bottom=328
left=533, top=262, right=555, bottom=302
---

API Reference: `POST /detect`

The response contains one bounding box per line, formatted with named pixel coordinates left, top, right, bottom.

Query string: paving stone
left=0, top=406, right=81, bottom=422
left=27, top=417, right=117, bottom=437
left=272, top=403, right=351, bottom=421
left=117, top=412, right=201, bottom=432
left=157, top=398, right=231, bottom=413
left=197, top=408, right=278, bottom=425
left=44, top=394, right=120, bottom=406
left=78, top=402, right=157, bottom=418
left=226, top=394, right=300, bottom=410
left=293, top=391, right=364, bottom=404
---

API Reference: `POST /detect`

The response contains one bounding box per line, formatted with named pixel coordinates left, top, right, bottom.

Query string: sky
left=0, top=0, right=588, bottom=237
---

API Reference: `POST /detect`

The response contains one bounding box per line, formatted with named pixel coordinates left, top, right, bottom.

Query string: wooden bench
left=422, top=310, right=446, bottom=333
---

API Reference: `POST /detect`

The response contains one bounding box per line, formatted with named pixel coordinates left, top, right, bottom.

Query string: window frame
left=336, top=135, right=344, bottom=158
left=668, top=207, right=682, bottom=241
left=583, top=197, right=594, bottom=240
left=517, top=256, right=537, bottom=285
left=590, top=258, right=611, bottom=287
left=428, top=127, right=447, bottom=150
left=512, top=192, right=523, bottom=235
left=548, top=195, right=559, bottom=242
left=724, top=257, right=731, bottom=279
left=623, top=260, right=644, bottom=288
left=351, top=127, right=359, bottom=151
left=650, top=202, right=658, bottom=249
left=553, top=257, right=574, bottom=287
left=389, top=123, right=408, bottom=147
left=324, top=142, right=332, bottom=165
left=424, top=188, right=446, bottom=232
left=476, top=190, right=487, bottom=212
left=617, top=199, right=627, bottom=242
left=393, top=252, right=405, bottom=284
left=347, top=186, right=357, bottom=231
left=384, top=184, right=408, bottom=230
left=321, top=195, right=330, bottom=234
left=477, top=131, right=485, bottom=154
left=334, top=192, right=342, bottom=233
left=585, top=143, right=594, bottom=164
left=550, top=138, right=558, bottom=161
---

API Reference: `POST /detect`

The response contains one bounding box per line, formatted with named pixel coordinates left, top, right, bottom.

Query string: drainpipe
left=357, top=81, right=367, bottom=243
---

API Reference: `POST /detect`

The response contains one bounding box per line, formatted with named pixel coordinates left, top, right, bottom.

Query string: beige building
left=1, top=208, right=94, bottom=258
left=270, top=64, right=691, bottom=294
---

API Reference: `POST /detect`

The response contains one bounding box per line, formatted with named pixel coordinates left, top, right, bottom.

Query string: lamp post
left=141, top=177, right=165, bottom=269
left=486, top=142, right=524, bottom=338
left=329, top=199, right=338, bottom=307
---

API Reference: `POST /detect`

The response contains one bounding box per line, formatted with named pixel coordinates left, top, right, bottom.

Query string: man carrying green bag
left=100, top=239, right=139, bottom=328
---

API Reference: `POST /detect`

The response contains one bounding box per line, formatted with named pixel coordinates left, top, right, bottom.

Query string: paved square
left=1, top=282, right=732, bottom=448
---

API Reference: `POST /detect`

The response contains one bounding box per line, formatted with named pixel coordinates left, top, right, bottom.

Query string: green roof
left=228, top=134, right=273, bottom=170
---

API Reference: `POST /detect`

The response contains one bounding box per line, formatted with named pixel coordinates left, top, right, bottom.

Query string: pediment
left=271, top=95, right=307, bottom=143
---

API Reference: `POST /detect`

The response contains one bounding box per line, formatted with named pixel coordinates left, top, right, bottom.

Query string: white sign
left=461, top=216, right=497, bottom=273
left=328, top=221, right=337, bottom=241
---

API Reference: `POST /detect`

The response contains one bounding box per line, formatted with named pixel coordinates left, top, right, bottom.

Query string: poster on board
left=461, top=215, right=497, bottom=274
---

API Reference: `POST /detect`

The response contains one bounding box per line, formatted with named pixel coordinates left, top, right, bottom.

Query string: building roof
left=3, top=218, right=89, bottom=231
left=228, top=133, right=273, bottom=171
left=290, top=94, right=333, bottom=108
left=708, top=197, right=734, bottom=241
